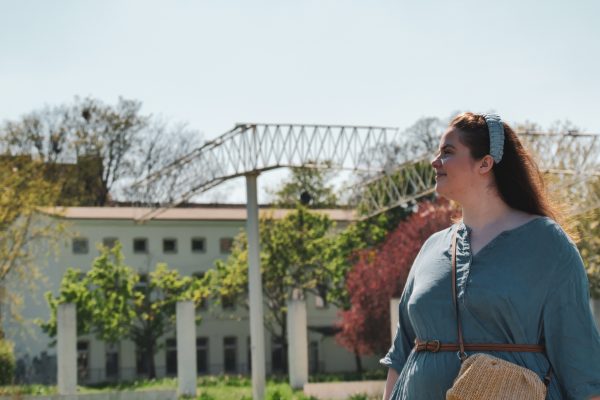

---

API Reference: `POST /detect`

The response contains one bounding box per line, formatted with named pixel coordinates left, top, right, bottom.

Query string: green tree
left=0, top=156, right=65, bottom=337
left=572, top=178, right=600, bottom=299
left=268, top=162, right=338, bottom=208
left=208, top=205, right=333, bottom=372
left=40, top=243, right=208, bottom=378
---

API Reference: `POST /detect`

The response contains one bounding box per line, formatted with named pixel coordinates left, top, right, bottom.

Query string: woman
left=381, top=112, right=600, bottom=399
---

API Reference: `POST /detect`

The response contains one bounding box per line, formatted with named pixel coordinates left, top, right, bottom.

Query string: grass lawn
left=0, top=373, right=385, bottom=399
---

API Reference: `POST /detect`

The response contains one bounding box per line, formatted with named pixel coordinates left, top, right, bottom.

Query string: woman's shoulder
left=526, top=216, right=576, bottom=248
left=525, top=216, right=585, bottom=280
left=420, top=223, right=455, bottom=251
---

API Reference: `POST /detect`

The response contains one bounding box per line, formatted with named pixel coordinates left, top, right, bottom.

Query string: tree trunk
left=354, top=349, right=363, bottom=375
left=281, top=313, right=288, bottom=374
left=139, top=334, right=157, bottom=379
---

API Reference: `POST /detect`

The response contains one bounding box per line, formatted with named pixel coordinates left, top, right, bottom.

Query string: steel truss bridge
left=132, top=123, right=600, bottom=399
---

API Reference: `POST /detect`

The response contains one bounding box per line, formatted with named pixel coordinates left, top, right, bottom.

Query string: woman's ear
left=479, top=155, right=495, bottom=175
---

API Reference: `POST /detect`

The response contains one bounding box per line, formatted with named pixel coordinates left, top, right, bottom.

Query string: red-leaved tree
left=336, top=199, right=460, bottom=372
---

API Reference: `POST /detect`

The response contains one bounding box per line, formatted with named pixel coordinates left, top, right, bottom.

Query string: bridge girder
left=132, top=124, right=600, bottom=220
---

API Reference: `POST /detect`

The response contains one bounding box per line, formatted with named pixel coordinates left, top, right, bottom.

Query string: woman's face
left=431, top=127, right=481, bottom=202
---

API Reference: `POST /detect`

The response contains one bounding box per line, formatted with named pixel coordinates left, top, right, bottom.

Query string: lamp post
left=287, top=190, right=311, bottom=389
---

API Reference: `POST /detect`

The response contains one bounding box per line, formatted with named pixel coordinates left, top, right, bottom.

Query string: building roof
left=40, top=206, right=357, bottom=222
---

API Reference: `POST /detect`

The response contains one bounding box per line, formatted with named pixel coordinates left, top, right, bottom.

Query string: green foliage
left=0, top=155, right=65, bottom=332
left=197, top=392, right=217, bottom=400
left=267, top=388, right=285, bottom=400
left=0, top=339, right=15, bottom=385
left=323, top=207, right=410, bottom=309
left=208, top=205, right=334, bottom=341
left=40, top=243, right=209, bottom=376
left=573, top=206, right=600, bottom=299
left=268, top=163, right=338, bottom=208
left=348, top=394, right=369, bottom=400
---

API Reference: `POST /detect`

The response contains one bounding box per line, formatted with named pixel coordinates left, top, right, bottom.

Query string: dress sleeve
left=379, top=272, right=416, bottom=373
left=542, top=243, right=600, bottom=399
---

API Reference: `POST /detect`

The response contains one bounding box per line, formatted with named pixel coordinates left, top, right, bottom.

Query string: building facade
left=4, top=206, right=381, bottom=384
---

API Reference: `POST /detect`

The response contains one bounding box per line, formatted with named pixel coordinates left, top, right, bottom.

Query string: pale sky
left=1, top=0, right=599, bottom=203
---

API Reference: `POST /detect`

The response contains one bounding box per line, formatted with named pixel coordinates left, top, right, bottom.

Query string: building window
left=309, top=341, right=319, bottom=374
left=72, top=238, right=89, bottom=254
left=166, top=338, right=177, bottom=376
left=105, top=342, right=119, bottom=379
left=163, top=238, right=177, bottom=254
left=133, top=238, right=148, bottom=254
left=191, top=237, right=206, bottom=253
left=77, top=340, right=90, bottom=381
left=197, top=337, right=209, bottom=374
left=135, top=273, right=148, bottom=292
left=223, top=336, right=237, bottom=373
left=220, top=238, right=234, bottom=254
left=271, top=337, right=285, bottom=373
left=221, top=294, right=235, bottom=311
left=103, top=237, right=118, bottom=249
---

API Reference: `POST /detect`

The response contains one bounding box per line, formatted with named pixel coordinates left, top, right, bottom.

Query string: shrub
left=197, top=392, right=216, bottom=400
left=0, top=339, right=15, bottom=385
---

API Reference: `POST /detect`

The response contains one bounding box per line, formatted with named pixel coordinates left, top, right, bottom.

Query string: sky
left=1, top=0, right=599, bottom=203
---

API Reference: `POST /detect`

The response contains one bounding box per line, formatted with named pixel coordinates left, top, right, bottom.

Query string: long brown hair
left=449, top=112, right=576, bottom=240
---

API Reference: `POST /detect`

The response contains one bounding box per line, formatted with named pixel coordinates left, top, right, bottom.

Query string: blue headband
left=483, top=113, right=504, bottom=163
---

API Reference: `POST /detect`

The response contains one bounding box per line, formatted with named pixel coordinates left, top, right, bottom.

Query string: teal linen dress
left=380, top=216, right=600, bottom=399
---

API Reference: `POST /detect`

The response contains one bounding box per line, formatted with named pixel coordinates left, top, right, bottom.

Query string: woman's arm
left=382, top=368, right=399, bottom=400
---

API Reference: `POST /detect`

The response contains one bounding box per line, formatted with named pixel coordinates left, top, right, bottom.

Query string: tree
left=571, top=177, right=600, bottom=299
left=40, top=243, right=208, bottom=378
left=207, top=205, right=334, bottom=372
left=335, top=199, right=459, bottom=372
left=268, top=162, right=339, bottom=208
left=0, top=156, right=65, bottom=337
left=0, top=97, right=204, bottom=206
left=322, top=207, right=411, bottom=311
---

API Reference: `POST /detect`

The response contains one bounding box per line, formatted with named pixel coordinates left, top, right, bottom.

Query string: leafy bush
left=267, top=388, right=285, bottom=400
left=0, top=339, right=15, bottom=385
left=197, top=391, right=216, bottom=400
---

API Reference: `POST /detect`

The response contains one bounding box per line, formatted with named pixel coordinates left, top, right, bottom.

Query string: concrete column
left=246, top=173, right=266, bottom=400
left=287, top=289, right=308, bottom=389
left=390, top=298, right=400, bottom=340
left=177, top=301, right=197, bottom=398
left=57, top=303, right=77, bottom=395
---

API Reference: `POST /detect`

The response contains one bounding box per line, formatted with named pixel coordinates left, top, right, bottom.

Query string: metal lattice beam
left=133, top=123, right=600, bottom=220
left=353, top=131, right=600, bottom=218
left=132, top=123, right=402, bottom=219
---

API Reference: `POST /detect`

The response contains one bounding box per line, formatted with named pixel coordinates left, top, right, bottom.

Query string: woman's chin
left=434, top=182, right=448, bottom=196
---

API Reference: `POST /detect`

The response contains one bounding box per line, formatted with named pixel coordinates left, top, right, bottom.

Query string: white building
left=3, top=205, right=381, bottom=384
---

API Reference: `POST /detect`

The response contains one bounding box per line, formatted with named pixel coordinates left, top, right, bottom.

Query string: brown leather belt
left=414, top=339, right=545, bottom=353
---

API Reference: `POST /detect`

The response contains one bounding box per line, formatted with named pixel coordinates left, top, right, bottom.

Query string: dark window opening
left=220, top=238, right=234, bottom=254
left=191, top=237, right=206, bottom=253
left=223, top=336, right=237, bottom=373
left=163, top=238, right=177, bottom=253
left=196, top=337, right=209, bottom=374
left=72, top=238, right=89, bottom=254
left=166, top=338, right=177, bottom=376
left=133, top=238, right=148, bottom=254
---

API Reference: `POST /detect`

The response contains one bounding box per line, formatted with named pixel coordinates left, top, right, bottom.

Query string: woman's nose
left=431, top=155, right=441, bottom=168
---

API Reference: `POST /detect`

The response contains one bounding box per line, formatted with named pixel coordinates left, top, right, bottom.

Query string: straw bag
left=414, top=227, right=552, bottom=400
left=446, top=353, right=546, bottom=399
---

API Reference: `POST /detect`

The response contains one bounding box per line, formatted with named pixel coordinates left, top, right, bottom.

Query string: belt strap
left=414, top=339, right=545, bottom=353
